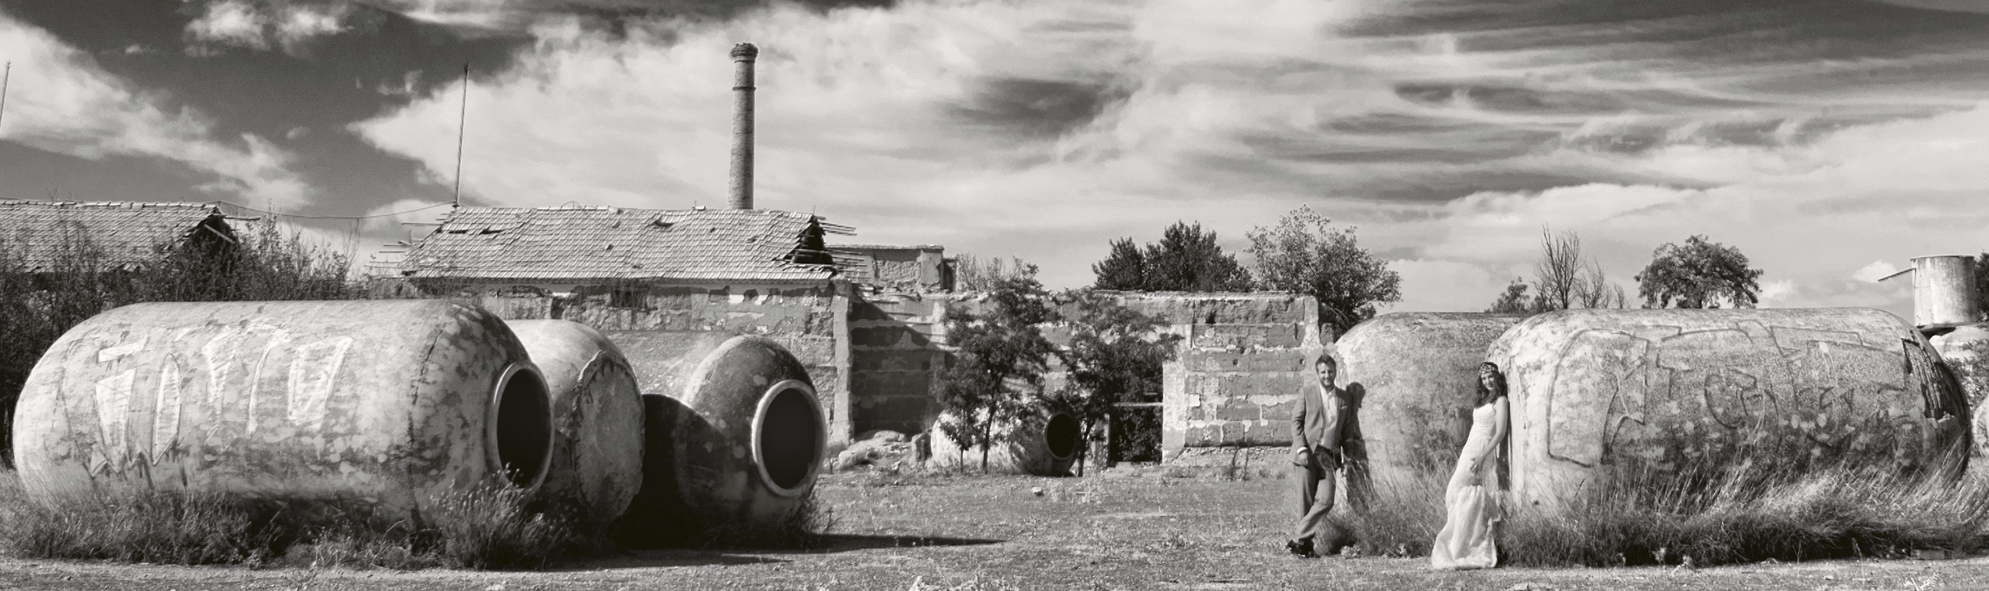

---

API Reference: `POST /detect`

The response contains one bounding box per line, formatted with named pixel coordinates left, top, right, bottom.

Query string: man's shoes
left=1285, top=538, right=1315, bottom=558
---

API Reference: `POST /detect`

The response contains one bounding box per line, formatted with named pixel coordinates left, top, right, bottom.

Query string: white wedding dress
left=1430, top=396, right=1507, bottom=570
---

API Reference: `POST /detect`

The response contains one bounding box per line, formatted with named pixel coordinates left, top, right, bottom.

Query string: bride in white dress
left=1431, top=362, right=1509, bottom=570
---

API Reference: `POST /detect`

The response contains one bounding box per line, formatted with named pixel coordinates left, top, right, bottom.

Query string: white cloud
left=0, top=14, right=313, bottom=207
left=1854, top=260, right=1905, bottom=283
left=183, top=0, right=351, bottom=56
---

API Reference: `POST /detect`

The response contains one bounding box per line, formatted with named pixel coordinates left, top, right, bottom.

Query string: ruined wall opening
left=1045, top=413, right=1080, bottom=459
left=492, top=365, right=553, bottom=489
left=755, top=380, right=823, bottom=495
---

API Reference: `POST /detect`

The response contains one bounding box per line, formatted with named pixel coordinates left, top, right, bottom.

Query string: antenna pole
left=453, top=63, right=468, bottom=209
left=1, top=62, right=12, bottom=132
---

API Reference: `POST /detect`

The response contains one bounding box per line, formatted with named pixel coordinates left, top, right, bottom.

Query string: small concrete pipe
left=612, top=332, right=826, bottom=543
left=12, top=300, right=551, bottom=519
left=1486, top=308, right=1970, bottom=511
left=925, top=409, right=1082, bottom=476
left=505, top=320, right=644, bottom=526
left=1335, top=313, right=1526, bottom=486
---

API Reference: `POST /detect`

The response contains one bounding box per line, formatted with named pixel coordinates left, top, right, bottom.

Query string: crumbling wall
left=1137, top=293, right=1323, bottom=455
left=848, top=295, right=945, bottom=437
left=453, top=281, right=854, bottom=445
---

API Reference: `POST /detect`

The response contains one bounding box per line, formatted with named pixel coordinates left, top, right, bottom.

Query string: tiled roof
left=400, top=206, right=841, bottom=282
left=0, top=201, right=227, bottom=271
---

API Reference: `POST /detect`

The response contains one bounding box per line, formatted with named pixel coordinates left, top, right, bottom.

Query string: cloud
left=184, top=0, right=353, bottom=56
left=347, top=0, right=1989, bottom=321
left=0, top=13, right=312, bottom=207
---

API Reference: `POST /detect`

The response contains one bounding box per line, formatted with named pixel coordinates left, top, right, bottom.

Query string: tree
left=1634, top=235, right=1763, bottom=309
left=1527, top=228, right=1624, bottom=312
left=937, top=267, right=1058, bottom=472
left=952, top=254, right=1035, bottom=292
left=1247, top=206, right=1401, bottom=337
left=1485, top=278, right=1533, bottom=314
left=1056, top=289, right=1182, bottom=472
left=1091, top=238, right=1146, bottom=291
left=1089, top=222, right=1253, bottom=292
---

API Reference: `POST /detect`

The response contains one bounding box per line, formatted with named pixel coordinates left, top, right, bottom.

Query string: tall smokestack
left=728, top=42, right=757, bottom=210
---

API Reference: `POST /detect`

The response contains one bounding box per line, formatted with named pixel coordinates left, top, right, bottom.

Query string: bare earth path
left=2, top=472, right=1985, bottom=590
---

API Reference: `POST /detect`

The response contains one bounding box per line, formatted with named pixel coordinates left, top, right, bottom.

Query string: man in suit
left=1288, top=354, right=1358, bottom=558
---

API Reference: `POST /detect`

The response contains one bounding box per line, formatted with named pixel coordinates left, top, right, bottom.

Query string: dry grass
left=1335, top=461, right=1989, bottom=567
left=0, top=471, right=590, bottom=570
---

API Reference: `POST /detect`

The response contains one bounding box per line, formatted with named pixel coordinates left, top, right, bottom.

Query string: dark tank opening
left=1044, top=413, right=1079, bottom=459
left=494, top=368, right=552, bottom=488
left=758, top=386, right=822, bottom=492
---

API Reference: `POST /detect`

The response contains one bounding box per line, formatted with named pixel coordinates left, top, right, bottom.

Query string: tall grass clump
left=0, top=469, right=593, bottom=570
left=1336, top=459, right=1989, bottom=567
left=688, top=494, right=836, bottom=550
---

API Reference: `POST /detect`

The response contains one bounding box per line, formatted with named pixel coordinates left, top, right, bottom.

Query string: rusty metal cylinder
left=1913, top=255, right=1979, bottom=328
left=612, top=332, right=826, bottom=543
left=505, top=320, right=644, bottom=526
left=925, top=410, right=1082, bottom=476
left=1486, top=308, right=1970, bottom=510
left=11, top=300, right=551, bottom=518
left=1335, top=313, right=1526, bottom=486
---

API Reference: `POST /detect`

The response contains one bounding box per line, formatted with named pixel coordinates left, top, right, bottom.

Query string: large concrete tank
left=505, top=320, right=644, bottom=526
left=611, top=332, right=826, bottom=544
left=1911, top=255, right=1979, bottom=329
left=1486, top=308, right=1969, bottom=510
left=12, top=300, right=551, bottom=520
left=1336, top=313, right=1526, bottom=486
left=925, top=409, right=1081, bottom=476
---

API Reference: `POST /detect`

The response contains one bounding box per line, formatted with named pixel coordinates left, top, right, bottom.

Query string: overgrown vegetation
left=0, top=471, right=583, bottom=570
left=0, top=220, right=352, bottom=465
left=1337, top=461, right=1989, bottom=567
left=937, top=264, right=1058, bottom=473
left=1486, top=227, right=1626, bottom=313
left=1247, top=205, right=1402, bottom=337
left=1057, top=289, right=1179, bottom=469
left=1091, top=222, right=1254, bottom=292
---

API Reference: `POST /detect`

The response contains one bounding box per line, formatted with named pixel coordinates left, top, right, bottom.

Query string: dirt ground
left=2, top=469, right=1987, bottom=591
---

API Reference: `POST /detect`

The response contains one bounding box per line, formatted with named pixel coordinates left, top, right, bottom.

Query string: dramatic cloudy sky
left=5, top=0, right=1989, bottom=317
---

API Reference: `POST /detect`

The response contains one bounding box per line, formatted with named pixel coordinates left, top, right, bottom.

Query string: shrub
left=1335, top=461, right=1989, bottom=567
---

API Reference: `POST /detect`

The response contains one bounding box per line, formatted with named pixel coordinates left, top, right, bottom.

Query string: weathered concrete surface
left=1933, top=324, right=1989, bottom=456
left=12, top=300, right=547, bottom=521
left=1152, top=293, right=1323, bottom=454
left=925, top=410, right=1081, bottom=476
left=615, top=334, right=826, bottom=543
left=1337, top=313, right=1526, bottom=486
left=1486, top=308, right=1970, bottom=509
left=506, top=320, right=644, bottom=525
left=463, top=282, right=853, bottom=446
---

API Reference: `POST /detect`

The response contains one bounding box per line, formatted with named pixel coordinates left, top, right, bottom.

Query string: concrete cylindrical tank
left=925, top=409, right=1081, bottom=476
left=1912, top=255, right=1979, bottom=328
left=612, top=332, right=826, bottom=544
left=1486, top=308, right=1970, bottom=510
left=1335, top=313, right=1526, bottom=487
left=505, top=320, right=644, bottom=526
left=12, top=300, right=551, bottom=519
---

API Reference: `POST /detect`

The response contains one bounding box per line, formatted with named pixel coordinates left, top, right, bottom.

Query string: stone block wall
left=1138, top=293, right=1323, bottom=455
left=847, top=295, right=946, bottom=437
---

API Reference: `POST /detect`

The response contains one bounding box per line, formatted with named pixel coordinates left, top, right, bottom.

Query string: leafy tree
left=1247, top=206, right=1401, bottom=336
left=1091, top=238, right=1146, bottom=291
left=1485, top=278, right=1533, bottom=314
left=1634, top=235, right=1763, bottom=309
left=937, top=266, right=1058, bottom=472
left=1055, top=289, right=1182, bottom=473
left=1090, top=222, right=1253, bottom=292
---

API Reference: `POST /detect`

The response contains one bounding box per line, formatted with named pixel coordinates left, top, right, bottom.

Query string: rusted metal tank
left=1335, top=313, right=1526, bottom=486
left=611, top=332, right=826, bottom=543
left=1911, top=255, right=1979, bottom=329
left=12, top=300, right=551, bottom=519
left=505, top=320, right=644, bottom=526
left=925, top=410, right=1081, bottom=476
left=1486, top=308, right=1970, bottom=510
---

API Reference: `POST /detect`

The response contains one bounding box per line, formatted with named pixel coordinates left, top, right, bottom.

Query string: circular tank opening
left=753, top=380, right=823, bottom=496
left=1044, top=413, right=1080, bottom=460
left=490, top=364, right=552, bottom=490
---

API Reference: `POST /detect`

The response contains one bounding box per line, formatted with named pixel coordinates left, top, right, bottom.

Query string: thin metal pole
left=0, top=62, right=12, bottom=132
left=453, top=63, right=468, bottom=208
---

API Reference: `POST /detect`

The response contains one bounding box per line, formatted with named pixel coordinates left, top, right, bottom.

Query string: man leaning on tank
left=1287, top=354, right=1361, bottom=558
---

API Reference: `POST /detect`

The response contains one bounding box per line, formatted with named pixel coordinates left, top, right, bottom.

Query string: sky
left=5, top=0, right=1989, bottom=319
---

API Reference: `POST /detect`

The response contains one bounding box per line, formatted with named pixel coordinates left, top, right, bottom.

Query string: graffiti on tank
left=1541, top=322, right=1954, bottom=474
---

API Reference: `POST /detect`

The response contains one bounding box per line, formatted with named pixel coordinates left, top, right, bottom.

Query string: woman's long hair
left=1475, top=362, right=1507, bottom=407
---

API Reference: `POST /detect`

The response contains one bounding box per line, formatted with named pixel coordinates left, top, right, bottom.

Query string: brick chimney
left=728, top=42, right=757, bottom=210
